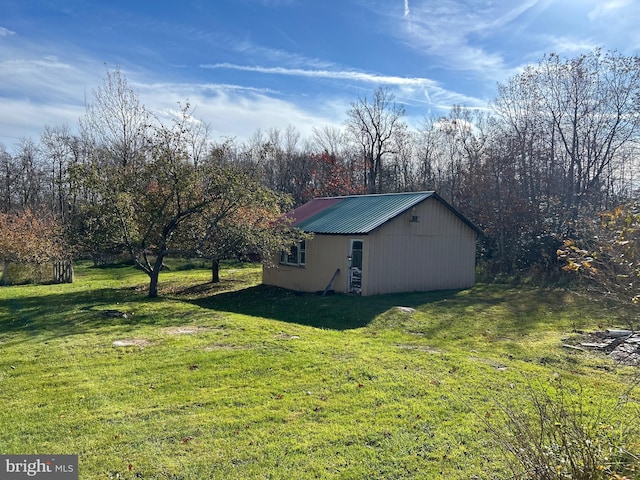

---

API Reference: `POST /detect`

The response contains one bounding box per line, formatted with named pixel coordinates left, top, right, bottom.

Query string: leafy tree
left=70, top=200, right=133, bottom=265
left=0, top=210, right=66, bottom=284
left=302, top=151, right=365, bottom=201
left=558, top=202, right=640, bottom=325
left=172, top=164, right=303, bottom=283
left=78, top=91, right=302, bottom=296
left=108, top=109, right=227, bottom=297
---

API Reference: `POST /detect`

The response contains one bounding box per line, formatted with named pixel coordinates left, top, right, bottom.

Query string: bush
left=487, top=380, right=640, bottom=479
left=0, top=262, right=51, bottom=285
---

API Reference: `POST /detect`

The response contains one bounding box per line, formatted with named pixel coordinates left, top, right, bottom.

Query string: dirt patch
left=468, top=356, right=509, bottom=371
left=203, top=343, right=252, bottom=351
left=395, top=306, right=417, bottom=314
left=112, top=339, right=153, bottom=348
left=396, top=344, right=440, bottom=353
left=163, top=326, right=211, bottom=335
left=275, top=332, right=301, bottom=340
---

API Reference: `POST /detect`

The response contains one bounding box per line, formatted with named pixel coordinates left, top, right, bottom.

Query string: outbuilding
left=262, top=191, right=480, bottom=296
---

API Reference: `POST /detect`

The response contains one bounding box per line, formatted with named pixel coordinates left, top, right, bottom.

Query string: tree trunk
left=148, top=255, right=164, bottom=298
left=148, top=270, right=159, bottom=298
left=211, top=258, right=220, bottom=283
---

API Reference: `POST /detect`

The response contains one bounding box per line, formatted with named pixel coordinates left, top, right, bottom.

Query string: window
left=280, top=240, right=306, bottom=266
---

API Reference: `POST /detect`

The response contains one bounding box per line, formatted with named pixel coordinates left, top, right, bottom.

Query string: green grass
left=0, top=262, right=638, bottom=479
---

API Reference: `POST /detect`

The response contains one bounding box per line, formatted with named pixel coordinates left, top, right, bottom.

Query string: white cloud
left=0, top=55, right=103, bottom=107
left=0, top=35, right=347, bottom=147
left=0, top=27, right=16, bottom=36
left=202, top=63, right=438, bottom=87
left=404, top=0, right=410, bottom=17
left=133, top=81, right=342, bottom=141
left=380, top=0, right=553, bottom=80
left=0, top=98, right=85, bottom=146
left=199, top=62, right=486, bottom=113
left=395, top=1, right=517, bottom=70
left=589, top=0, right=631, bottom=20
left=0, top=74, right=346, bottom=147
left=0, top=2, right=495, bottom=148
left=0, top=46, right=488, bottom=149
left=0, top=48, right=105, bottom=146
left=541, top=35, right=600, bottom=55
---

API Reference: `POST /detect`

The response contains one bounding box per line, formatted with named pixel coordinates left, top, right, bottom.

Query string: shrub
left=0, top=261, right=51, bottom=285
left=487, top=380, right=640, bottom=479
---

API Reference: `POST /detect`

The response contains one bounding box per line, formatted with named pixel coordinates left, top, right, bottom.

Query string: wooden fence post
left=53, top=260, right=74, bottom=284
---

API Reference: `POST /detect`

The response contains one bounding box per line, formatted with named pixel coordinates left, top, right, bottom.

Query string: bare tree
left=0, top=144, right=14, bottom=213
left=387, top=123, right=416, bottom=191
left=183, top=115, right=212, bottom=167
left=416, top=107, right=484, bottom=206
left=40, top=125, right=81, bottom=222
left=13, top=138, right=44, bottom=211
left=80, top=68, right=150, bottom=170
left=312, top=124, right=346, bottom=158
left=495, top=50, right=640, bottom=214
left=345, top=87, right=406, bottom=193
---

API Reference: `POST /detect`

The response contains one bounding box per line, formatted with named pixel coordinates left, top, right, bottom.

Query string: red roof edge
left=286, top=198, right=343, bottom=226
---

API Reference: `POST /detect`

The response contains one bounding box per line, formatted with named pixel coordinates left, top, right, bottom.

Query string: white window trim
left=280, top=240, right=306, bottom=267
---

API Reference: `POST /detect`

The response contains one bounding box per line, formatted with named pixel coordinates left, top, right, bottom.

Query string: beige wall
left=262, top=197, right=477, bottom=295
left=365, top=198, right=476, bottom=295
left=262, top=235, right=356, bottom=293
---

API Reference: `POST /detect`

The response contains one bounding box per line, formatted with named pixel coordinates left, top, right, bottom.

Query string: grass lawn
left=0, top=262, right=638, bottom=479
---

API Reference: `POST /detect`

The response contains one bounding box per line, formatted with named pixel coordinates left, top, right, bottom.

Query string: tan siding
left=262, top=235, right=353, bottom=293
left=366, top=198, right=476, bottom=295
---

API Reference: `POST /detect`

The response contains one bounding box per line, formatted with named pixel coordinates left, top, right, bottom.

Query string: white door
left=348, top=239, right=363, bottom=294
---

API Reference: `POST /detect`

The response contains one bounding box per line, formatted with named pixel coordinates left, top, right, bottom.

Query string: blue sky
left=1, top=0, right=639, bottom=148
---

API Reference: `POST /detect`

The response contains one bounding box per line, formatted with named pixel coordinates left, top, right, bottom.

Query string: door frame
left=348, top=239, right=363, bottom=294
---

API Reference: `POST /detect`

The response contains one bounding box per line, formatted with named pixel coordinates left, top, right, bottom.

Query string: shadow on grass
left=190, top=284, right=461, bottom=330
left=191, top=282, right=587, bottom=335
left=0, top=275, right=587, bottom=343
left=0, top=287, right=183, bottom=343
left=405, top=283, right=589, bottom=340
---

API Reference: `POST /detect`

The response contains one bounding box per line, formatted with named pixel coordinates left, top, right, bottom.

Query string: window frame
left=280, top=240, right=306, bottom=267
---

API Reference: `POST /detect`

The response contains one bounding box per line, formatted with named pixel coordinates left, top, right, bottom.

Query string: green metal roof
left=294, top=192, right=437, bottom=234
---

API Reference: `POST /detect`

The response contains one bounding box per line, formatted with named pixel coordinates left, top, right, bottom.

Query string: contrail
left=404, top=0, right=410, bottom=17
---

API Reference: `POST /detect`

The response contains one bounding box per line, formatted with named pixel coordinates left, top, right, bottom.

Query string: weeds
left=487, top=379, right=640, bottom=479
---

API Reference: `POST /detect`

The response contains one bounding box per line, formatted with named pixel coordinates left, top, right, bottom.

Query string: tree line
left=1, top=49, right=640, bottom=294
